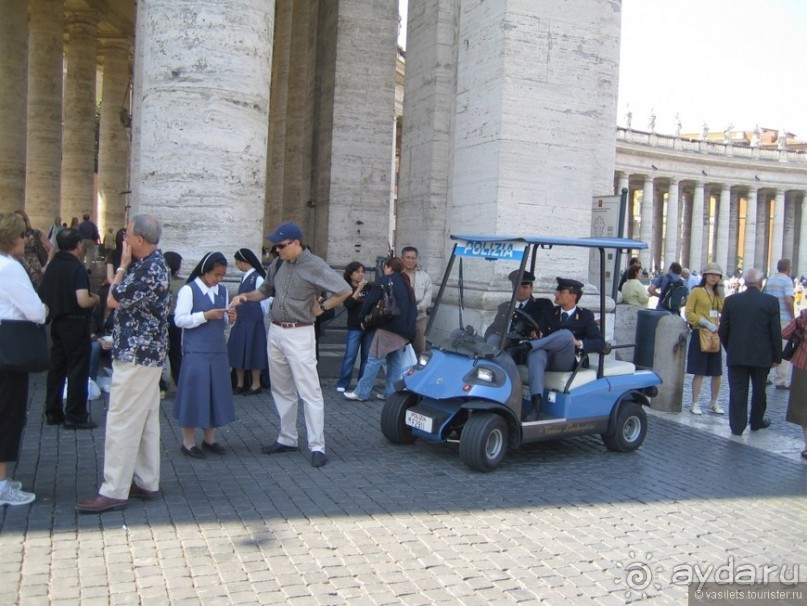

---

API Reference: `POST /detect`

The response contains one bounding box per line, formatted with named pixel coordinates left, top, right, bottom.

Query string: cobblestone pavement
left=1, top=336, right=805, bottom=605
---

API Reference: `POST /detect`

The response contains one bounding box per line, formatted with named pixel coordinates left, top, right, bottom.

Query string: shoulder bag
left=0, top=319, right=50, bottom=373
left=782, top=324, right=804, bottom=361
left=364, top=282, right=400, bottom=329
left=698, top=329, right=721, bottom=353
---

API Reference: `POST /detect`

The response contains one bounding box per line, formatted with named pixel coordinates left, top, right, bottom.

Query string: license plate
left=405, top=409, right=434, bottom=432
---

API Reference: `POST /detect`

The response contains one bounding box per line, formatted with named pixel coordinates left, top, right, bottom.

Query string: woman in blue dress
left=173, top=252, right=237, bottom=458
left=228, top=248, right=269, bottom=395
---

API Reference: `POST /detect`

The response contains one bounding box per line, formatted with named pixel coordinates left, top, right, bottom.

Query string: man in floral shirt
left=77, top=215, right=170, bottom=513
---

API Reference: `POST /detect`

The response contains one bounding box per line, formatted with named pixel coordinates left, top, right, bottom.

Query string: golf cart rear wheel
left=602, top=401, right=647, bottom=452
left=459, top=412, right=508, bottom=472
left=380, top=391, right=418, bottom=444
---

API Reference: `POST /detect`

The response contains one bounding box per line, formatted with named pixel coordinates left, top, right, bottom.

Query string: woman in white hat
left=684, top=263, right=725, bottom=415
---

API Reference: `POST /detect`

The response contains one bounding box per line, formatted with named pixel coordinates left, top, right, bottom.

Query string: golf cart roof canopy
left=450, top=235, right=648, bottom=250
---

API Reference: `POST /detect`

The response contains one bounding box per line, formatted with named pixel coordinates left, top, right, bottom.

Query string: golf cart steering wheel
left=509, top=308, right=543, bottom=339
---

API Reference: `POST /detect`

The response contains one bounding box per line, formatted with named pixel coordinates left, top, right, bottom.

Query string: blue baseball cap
left=267, top=222, right=303, bottom=243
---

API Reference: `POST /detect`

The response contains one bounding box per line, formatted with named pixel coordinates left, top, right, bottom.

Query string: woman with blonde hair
left=0, top=212, right=48, bottom=505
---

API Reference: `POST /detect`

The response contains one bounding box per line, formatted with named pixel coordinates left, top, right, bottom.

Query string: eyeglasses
left=275, top=240, right=294, bottom=250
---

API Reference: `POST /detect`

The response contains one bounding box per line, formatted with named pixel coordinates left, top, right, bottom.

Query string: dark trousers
left=45, top=317, right=91, bottom=423
left=0, top=371, right=29, bottom=462
left=161, top=315, right=182, bottom=392
left=727, top=365, right=769, bottom=434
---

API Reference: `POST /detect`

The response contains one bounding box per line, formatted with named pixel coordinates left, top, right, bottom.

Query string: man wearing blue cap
left=518, top=277, right=605, bottom=420
left=232, top=223, right=352, bottom=467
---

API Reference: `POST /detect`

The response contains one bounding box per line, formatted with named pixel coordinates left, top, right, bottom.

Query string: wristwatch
left=320, top=302, right=327, bottom=312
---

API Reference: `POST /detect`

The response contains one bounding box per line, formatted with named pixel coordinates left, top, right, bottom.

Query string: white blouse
left=0, top=255, right=47, bottom=322
left=174, top=277, right=230, bottom=329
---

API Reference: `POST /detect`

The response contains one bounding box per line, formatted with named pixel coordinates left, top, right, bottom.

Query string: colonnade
left=616, top=172, right=807, bottom=278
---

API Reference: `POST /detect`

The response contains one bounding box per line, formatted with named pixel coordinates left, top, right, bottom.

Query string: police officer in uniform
left=518, top=277, right=606, bottom=420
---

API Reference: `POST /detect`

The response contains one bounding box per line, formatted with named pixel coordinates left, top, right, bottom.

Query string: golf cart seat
left=517, top=364, right=598, bottom=392
left=586, top=354, right=636, bottom=376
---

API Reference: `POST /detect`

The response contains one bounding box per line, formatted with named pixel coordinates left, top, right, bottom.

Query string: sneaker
left=690, top=403, right=703, bottom=415
left=343, top=391, right=366, bottom=402
left=0, top=484, right=36, bottom=506
left=710, top=400, right=725, bottom=414
left=336, top=387, right=346, bottom=393
left=376, top=393, right=387, bottom=401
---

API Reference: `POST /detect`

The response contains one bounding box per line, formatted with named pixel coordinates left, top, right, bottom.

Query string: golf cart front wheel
left=380, top=391, right=418, bottom=444
left=602, top=401, right=647, bottom=452
left=459, top=412, right=508, bottom=472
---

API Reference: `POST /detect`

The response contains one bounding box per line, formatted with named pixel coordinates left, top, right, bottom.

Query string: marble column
left=771, top=188, right=786, bottom=265
left=97, top=40, right=131, bottom=234
left=689, top=182, right=704, bottom=274
left=743, top=189, right=757, bottom=273
left=131, top=0, right=275, bottom=263
left=25, top=0, right=64, bottom=229
left=664, top=177, right=680, bottom=265
left=726, top=191, right=740, bottom=276
left=639, top=176, right=654, bottom=269
left=714, top=185, right=730, bottom=274
left=0, top=0, right=28, bottom=211
left=798, top=197, right=807, bottom=278
left=653, top=187, right=664, bottom=271
left=60, top=11, right=99, bottom=222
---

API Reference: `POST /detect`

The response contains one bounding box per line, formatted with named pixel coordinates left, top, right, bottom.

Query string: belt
left=55, top=314, right=89, bottom=321
left=271, top=321, right=313, bottom=329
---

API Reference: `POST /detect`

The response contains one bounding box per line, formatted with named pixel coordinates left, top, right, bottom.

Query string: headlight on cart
left=475, top=367, right=495, bottom=383
left=416, top=353, right=431, bottom=368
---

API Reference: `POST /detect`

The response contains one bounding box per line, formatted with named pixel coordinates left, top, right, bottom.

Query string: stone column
left=771, top=188, right=786, bottom=265
left=743, top=188, right=757, bottom=273
left=25, top=0, right=64, bottom=229
left=664, top=177, right=679, bottom=265
left=714, top=185, right=730, bottom=274
left=97, top=40, right=131, bottom=234
left=61, top=11, right=99, bottom=222
left=755, top=192, right=770, bottom=271
left=679, top=187, right=692, bottom=268
left=399, top=0, right=622, bottom=284
left=798, top=197, right=807, bottom=278
left=653, top=188, right=664, bottom=271
left=131, top=0, right=275, bottom=263
left=0, top=0, right=28, bottom=211
left=727, top=190, right=740, bottom=276
left=265, top=0, right=292, bottom=233
left=689, top=181, right=704, bottom=274
left=784, top=192, right=796, bottom=263
left=640, top=176, right=654, bottom=269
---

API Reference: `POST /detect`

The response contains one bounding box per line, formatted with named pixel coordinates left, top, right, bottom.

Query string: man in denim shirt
left=77, top=215, right=170, bottom=513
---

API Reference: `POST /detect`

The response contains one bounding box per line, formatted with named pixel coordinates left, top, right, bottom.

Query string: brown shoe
left=75, top=494, right=128, bottom=514
left=129, top=483, right=160, bottom=500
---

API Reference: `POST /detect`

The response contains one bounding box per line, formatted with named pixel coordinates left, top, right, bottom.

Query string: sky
left=398, top=0, right=807, bottom=138
left=618, top=0, right=807, bottom=138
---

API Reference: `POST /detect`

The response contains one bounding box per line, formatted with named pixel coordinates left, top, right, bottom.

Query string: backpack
left=660, top=278, right=687, bottom=313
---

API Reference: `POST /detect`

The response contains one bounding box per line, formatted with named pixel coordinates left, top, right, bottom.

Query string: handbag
left=364, top=282, right=400, bottom=329
left=698, top=328, right=720, bottom=353
left=0, top=319, right=50, bottom=373
left=782, top=326, right=803, bottom=361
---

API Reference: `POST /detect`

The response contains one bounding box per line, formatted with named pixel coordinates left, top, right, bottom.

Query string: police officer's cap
left=508, top=270, right=535, bottom=285
left=556, top=277, right=584, bottom=293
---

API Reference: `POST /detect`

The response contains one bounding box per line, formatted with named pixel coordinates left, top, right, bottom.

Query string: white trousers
left=268, top=325, right=326, bottom=453
left=100, top=361, right=162, bottom=499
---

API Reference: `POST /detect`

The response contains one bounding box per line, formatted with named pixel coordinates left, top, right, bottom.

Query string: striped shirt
left=765, top=272, right=794, bottom=323
left=258, top=249, right=350, bottom=323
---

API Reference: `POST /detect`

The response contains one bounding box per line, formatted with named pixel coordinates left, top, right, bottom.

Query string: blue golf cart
left=380, top=235, right=662, bottom=472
